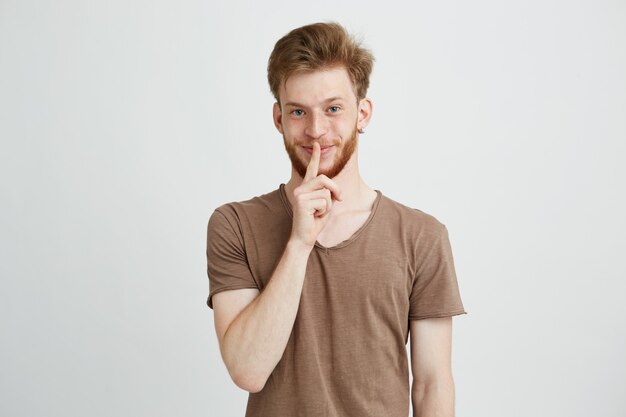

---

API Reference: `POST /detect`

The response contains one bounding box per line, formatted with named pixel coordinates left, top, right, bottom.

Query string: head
left=267, top=22, right=375, bottom=179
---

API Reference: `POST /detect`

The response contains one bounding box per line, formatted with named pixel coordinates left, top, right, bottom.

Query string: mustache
left=298, top=139, right=342, bottom=148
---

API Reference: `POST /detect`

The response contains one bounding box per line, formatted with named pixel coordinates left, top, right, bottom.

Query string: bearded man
left=206, top=22, right=467, bottom=417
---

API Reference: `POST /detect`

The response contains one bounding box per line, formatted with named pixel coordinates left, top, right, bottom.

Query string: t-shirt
left=205, top=183, right=466, bottom=417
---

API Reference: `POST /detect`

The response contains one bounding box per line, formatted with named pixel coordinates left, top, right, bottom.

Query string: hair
left=267, top=22, right=375, bottom=104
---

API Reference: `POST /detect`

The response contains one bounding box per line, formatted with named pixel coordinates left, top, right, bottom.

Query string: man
left=206, top=22, right=467, bottom=417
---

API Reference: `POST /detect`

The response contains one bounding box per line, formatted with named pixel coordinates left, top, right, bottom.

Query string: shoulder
left=211, top=187, right=285, bottom=223
left=379, top=193, right=448, bottom=238
left=207, top=186, right=290, bottom=241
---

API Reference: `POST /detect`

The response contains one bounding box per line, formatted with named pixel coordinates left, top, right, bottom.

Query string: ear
left=357, top=98, right=373, bottom=131
left=273, top=102, right=284, bottom=134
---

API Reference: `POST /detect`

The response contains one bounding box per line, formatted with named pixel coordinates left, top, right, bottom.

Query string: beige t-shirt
left=206, top=183, right=466, bottom=417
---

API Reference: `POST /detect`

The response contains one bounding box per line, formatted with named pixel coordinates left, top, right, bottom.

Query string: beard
left=282, top=124, right=359, bottom=179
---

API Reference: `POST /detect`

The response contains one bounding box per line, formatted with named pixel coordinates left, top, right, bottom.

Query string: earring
left=358, top=127, right=365, bottom=134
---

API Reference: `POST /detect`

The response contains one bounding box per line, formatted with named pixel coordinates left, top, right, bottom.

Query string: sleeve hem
left=207, top=284, right=260, bottom=309
left=409, top=309, right=467, bottom=320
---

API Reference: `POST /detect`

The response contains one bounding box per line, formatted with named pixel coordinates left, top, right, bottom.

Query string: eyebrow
left=283, top=97, right=345, bottom=108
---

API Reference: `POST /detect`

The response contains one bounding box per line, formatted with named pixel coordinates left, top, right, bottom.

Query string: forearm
left=222, top=239, right=312, bottom=392
left=412, top=377, right=456, bottom=417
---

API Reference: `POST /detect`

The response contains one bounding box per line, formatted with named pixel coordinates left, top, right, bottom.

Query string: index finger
left=303, top=142, right=320, bottom=182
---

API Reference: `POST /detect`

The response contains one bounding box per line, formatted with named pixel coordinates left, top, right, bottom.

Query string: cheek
left=337, top=113, right=357, bottom=127
left=282, top=120, right=302, bottom=135
left=337, top=120, right=356, bottom=135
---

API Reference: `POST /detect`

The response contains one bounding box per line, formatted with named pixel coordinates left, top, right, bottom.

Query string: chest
left=315, top=210, right=372, bottom=248
left=296, top=240, right=414, bottom=345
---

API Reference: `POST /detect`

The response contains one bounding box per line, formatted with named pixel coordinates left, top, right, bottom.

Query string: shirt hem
left=207, top=285, right=260, bottom=309
left=409, top=309, right=467, bottom=320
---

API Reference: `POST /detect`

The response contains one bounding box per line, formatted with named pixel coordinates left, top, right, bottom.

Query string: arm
left=213, top=239, right=312, bottom=393
left=410, top=317, right=456, bottom=417
left=211, top=142, right=341, bottom=393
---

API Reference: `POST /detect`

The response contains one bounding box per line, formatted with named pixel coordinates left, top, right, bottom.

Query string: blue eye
left=328, top=106, right=340, bottom=113
left=291, top=109, right=305, bottom=116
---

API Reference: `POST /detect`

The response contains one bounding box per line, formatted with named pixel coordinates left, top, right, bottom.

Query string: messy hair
left=267, top=22, right=375, bottom=104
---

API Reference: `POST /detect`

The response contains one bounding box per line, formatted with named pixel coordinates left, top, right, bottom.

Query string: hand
left=289, top=142, right=343, bottom=248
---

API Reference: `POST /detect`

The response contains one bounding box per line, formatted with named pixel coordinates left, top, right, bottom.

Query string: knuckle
left=320, top=176, right=337, bottom=190
left=295, top=193, right=306, bottom=204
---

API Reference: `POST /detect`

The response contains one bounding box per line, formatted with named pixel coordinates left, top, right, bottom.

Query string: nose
left=304, top=112, right=328, bottom=139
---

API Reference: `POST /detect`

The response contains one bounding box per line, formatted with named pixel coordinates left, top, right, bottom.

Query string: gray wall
left=1, top=0, right=625, bottom=416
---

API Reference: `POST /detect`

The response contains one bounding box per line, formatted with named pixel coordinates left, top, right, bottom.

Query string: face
left=273, top=67, right=371, bottom=179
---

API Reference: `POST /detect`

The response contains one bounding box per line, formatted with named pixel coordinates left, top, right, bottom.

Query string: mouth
left=303, top=145, right=335, bottom=155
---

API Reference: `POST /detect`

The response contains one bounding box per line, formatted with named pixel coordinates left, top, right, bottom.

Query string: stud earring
left=358, top=127, right=365, bottom=134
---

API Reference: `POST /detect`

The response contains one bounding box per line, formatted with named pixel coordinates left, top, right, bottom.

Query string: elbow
left=220, top=338, right=271, bottom=393
left=230, top=367, right=269, bottom=394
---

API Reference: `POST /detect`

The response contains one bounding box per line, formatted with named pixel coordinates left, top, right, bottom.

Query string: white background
left=1, top=0, right=625, bottom=416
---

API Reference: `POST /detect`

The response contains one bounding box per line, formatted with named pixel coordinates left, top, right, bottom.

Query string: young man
left=206, top=22, right=467, bottom=417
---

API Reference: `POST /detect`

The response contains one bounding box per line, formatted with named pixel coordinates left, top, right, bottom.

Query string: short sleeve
left=409, top=224, right=467, bottom=320
left=205, top=207, right=259, bottom=309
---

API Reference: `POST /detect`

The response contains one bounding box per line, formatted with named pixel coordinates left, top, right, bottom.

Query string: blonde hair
left=267, top=22, right=374, bottom=104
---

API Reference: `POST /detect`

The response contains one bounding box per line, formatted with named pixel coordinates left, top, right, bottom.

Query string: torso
left=211, top=184, right=465, bottom=417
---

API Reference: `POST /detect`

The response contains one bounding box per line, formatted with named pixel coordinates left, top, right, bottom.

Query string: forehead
left=280, top=67, right=356, bottom=105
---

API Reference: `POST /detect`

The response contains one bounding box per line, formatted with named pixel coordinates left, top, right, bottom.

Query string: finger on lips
left=304, top=142, right=321, bottom=182
left=302, top=141, right=343, bottom=202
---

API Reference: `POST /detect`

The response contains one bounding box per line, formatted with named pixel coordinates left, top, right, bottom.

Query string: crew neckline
left=278, top=183, right=382, bottom=250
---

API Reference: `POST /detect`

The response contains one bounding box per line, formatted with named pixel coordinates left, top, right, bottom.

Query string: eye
left=290, top=109, right=305, bottom=117
left=328, top=106, right=341, bottom=113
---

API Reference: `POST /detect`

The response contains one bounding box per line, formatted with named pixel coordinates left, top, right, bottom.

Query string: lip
left=303, top=145, right=335, bottom=155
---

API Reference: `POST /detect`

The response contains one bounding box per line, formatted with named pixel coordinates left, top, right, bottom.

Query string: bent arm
left=410, top=317, right=456, bottom=417
left=213, top=239, right=312, bottom=393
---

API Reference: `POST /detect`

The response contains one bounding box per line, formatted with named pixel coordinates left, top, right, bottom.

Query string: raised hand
left=289, top=142, right=343, bottom=248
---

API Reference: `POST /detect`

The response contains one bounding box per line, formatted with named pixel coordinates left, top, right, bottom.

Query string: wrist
left=286, top=237, right=315, bottom=254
